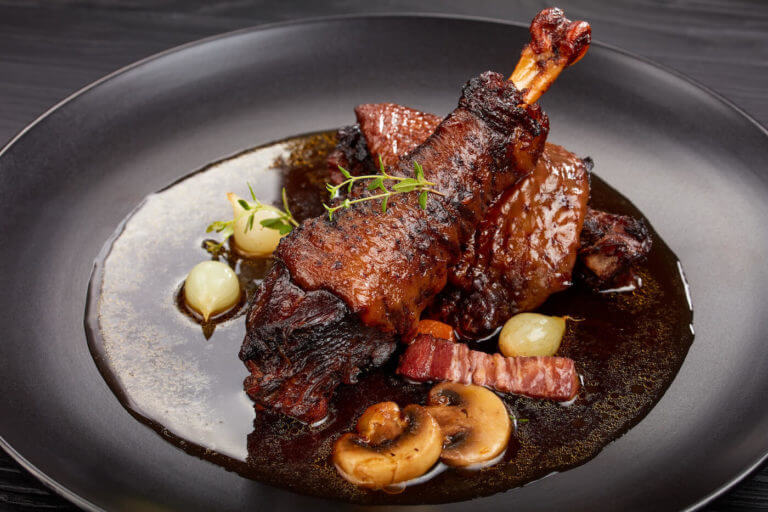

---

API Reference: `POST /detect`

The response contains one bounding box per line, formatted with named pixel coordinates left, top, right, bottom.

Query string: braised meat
left=331, top=113, right=592, bottom=338
left=332, top=103, right=653, bottom=338
left=355, top=103, right=443, bottom=168
left=327, top=105, right=442, bottom=185
left=241, top=72, right=549, bottom=422
left=326, top=124, right=371, bottom=184
left=397, top=335, right=580, bottom=401
left=282, top=73, right=547, bottom=334
left=241, top=8, right=597, bottom=422
left=241, top=262, right=396, bottom=421
left=578, top=208, right=652, bottom=289
left=431, top=144, right=591, bottom=339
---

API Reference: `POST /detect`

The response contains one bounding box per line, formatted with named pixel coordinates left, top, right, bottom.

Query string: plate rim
left=1, top=12, right=767, bottom=512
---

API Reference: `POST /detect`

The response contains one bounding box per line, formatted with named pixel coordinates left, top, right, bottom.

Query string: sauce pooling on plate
left=86, top=131, right=694, bottom=504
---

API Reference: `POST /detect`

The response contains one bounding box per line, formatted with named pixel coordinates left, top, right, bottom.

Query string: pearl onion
left=184, top=261, right=240, bottom=321
left=227, top=193, right=283, bottom=257
left=498, top=313, right=566, bottom=357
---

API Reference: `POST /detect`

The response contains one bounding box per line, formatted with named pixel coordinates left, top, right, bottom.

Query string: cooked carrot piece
left=412, top=320, right=456, bottom=343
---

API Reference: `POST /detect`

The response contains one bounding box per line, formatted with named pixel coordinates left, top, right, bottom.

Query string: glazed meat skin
left=331, top=109, right=590, bottom=338
left=355, top=103, right=443, bottom=168
left=280, top=72, right=547, bottom=334
left=333, top=102, right=653, bottom=338
left=431, top=144, right=591, bottom=339
left=241, top=71, right=549, bottom=422
left=397, top=335, right=580, bottom=401
left=326, top=105, right=442, bottom=185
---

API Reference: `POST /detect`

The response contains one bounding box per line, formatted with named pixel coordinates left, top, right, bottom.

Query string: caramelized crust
left=331, top=115, right=591, bottom=340
left=431, top=144, right=591, bottom=339
left=279, top=72, right=548, bottom=335
left=334, top=103, right=652, bottom=338
left=326, top=105, right=442, bottom=187
left=241, top=72, right=548, bottom=422
left=355, top=103, right=443, bottom=168
left=240, top=262, right=397, bottom=422
left=326, top=124, right=372, bottom=184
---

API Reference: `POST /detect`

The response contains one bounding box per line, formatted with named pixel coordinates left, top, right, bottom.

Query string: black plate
left=1, top=14, right=767, bottom=512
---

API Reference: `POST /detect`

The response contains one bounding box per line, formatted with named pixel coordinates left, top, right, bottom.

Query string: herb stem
left=281, top=188, right=299, bottom=227
left=323, top=157, right=443, bottom=220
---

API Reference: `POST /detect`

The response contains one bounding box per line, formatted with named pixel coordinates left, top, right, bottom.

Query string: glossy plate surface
left=1, top=15, right=767, bottom=512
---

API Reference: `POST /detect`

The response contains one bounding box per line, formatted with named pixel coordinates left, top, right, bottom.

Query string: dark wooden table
left=1, top=1, right=766, bottom=510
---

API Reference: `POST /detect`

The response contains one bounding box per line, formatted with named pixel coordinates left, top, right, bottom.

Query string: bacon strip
left=397, top=335, right=580, bottom=401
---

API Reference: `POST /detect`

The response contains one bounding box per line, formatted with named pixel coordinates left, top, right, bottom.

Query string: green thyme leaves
left=204, top=185, right=297, bottom=255
left=323, top=157, right=442, bottom=220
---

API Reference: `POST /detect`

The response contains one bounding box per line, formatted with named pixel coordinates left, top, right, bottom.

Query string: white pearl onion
left=227, top=193, right=283, bottom=257
left=498, top=313, right=566, bottom=357
left=184, top=261, right=240, bottom=321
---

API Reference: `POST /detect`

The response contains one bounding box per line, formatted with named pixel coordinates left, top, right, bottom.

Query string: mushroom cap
left=332, top=402, right=443, bottom=489
left=426, top=383, right=511, bottom=467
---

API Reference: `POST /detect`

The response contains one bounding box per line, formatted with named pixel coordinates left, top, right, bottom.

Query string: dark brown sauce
left=86, top=131, right=694, bottom=505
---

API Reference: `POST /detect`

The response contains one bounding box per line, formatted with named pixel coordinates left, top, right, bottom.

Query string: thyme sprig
left=204, top=158, right=442, bottom=255
left=205, top=185, right=297, bottom=255
left=323, top=157, right=443, bottom=220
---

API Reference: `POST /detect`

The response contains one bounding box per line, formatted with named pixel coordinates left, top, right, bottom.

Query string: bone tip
left=565, top=21, right=592, bottom=66
left=528, top=8, right=591, bottom=61
left=532, top=6, right=565, bottom=25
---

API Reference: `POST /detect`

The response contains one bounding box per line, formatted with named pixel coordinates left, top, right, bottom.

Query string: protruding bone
left=510, top=8, right=591, bottom=104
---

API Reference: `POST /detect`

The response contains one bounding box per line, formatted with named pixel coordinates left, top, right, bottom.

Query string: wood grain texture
left=0, top=1, right=766, bottom=510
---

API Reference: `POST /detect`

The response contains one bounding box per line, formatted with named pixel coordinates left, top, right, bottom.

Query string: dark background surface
left=0, top=1, right=766, bottom=510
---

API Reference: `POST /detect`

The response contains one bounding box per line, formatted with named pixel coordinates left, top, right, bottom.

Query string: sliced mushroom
left=425, top=383, right=511, bottom=467
left=332, top=402, right=443, bottom=489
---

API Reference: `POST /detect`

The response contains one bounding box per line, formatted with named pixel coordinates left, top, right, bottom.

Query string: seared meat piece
left=334, top=103, right=653, bottom=337
left=431, top=144, right=591, bottom=339
left=577, top=208, right=652, bottom=290
left=327, top=105, right=442, bottom=185
left=326, top=124, right=371, bottom=183
left=241, top=262, right=396, bottom=421
left=281, top=72, right=547, bottom=334
left=397, top=335, right=580, bottom=401
left=332, top=116, right=591, bottom=338
left=355, top=103, right=443, bottom=168
left=242, top=71, right=549, bottom=422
